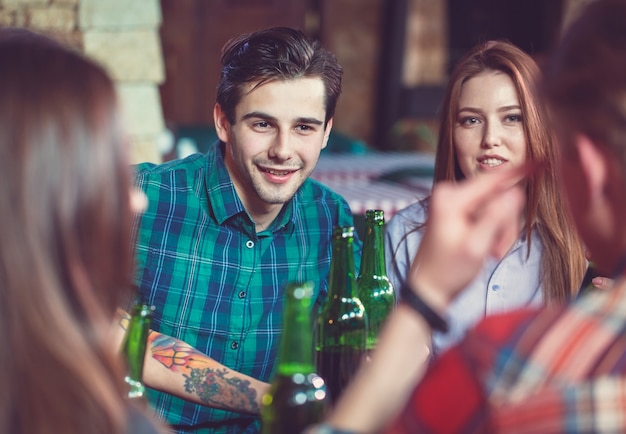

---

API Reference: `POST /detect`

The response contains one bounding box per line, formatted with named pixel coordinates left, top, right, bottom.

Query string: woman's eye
left=506, top=114, right=523, bottom=122
left=461, top=117, right=479, bottom=125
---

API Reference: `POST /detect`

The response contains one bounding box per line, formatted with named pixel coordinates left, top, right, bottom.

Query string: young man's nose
left=268, top=131, right=293, bottom=159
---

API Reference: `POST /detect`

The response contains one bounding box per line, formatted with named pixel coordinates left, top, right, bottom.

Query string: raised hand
left=408, top=170, right=527, bottom=312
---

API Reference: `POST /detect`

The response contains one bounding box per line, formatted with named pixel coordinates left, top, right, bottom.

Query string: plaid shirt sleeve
left=384, top=309, right=538, bottom=434
left=386, top=286, right=626, bottom=434
left=493, top=377, right=626, bottom=433
left=384, top=341, right=493, bottom=434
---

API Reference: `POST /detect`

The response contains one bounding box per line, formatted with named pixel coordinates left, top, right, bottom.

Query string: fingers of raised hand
left=592, top=276, right=615, bottom=290
left=411, top=176, right=526, bottom=306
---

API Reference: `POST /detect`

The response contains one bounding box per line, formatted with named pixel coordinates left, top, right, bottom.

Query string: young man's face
left=215, top=77, right=331, bottom=218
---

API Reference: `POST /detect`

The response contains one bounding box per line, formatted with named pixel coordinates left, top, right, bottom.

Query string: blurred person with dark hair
left=0, top=28, right=163, bottom=434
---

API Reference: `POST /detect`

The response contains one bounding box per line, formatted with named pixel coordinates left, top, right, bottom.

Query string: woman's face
left=453, top=70, right=527, bottom=179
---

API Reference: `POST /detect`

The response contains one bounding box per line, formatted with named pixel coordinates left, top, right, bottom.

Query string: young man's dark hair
left=216, top=27, right=342, bottom=126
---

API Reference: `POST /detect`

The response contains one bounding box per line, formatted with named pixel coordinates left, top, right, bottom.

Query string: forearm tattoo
left=149, top=333, right=259, bottom=412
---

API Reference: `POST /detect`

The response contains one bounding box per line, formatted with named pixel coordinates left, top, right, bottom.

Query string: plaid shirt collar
left=205, top=142, right=296, bottom=236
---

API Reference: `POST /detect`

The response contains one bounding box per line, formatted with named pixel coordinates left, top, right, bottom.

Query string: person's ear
left=321, top=117, right=333, bottom=150
left=575, top=133, right=609, bottom=204
left=214, top=103, right=230, bottom=143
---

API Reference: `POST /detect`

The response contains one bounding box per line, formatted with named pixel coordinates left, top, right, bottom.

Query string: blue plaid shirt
left=132, top=142, right=360, bottom=433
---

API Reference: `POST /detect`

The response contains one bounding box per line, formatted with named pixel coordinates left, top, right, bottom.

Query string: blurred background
left=0, top=0, right=593, bottom=163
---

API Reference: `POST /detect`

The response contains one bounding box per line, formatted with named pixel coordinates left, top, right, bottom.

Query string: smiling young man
left=214, top=76, right=330, bottom=231
left=129, top=27, right=357, bottom=433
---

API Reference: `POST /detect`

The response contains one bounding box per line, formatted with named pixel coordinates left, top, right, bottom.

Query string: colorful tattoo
left=150, top=334, right=196, bottom=369
left=148, top=333, right=259, bottom=411
left=184, top=367, right=258, bottom=411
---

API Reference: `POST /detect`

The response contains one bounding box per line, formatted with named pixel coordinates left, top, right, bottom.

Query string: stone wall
left=0, top=0, right=165, bottom=164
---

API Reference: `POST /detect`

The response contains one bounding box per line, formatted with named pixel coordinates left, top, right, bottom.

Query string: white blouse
left=385, top=199, right=543, bottom=354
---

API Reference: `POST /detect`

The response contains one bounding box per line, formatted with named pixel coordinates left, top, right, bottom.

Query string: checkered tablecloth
left=312, top=152, right=434, bottom=219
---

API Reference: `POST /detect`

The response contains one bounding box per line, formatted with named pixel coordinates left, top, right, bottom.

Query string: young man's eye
left=254, top=121, right=270, bottom=128
left=295, top=125, right=313, bottom=132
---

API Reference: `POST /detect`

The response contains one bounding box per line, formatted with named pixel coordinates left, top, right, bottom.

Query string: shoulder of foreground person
left=384, top=307, right=543, bottom=433
left=464, top=306, right=543, bottom=347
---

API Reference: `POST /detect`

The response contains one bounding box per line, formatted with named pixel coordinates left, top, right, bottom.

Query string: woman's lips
left=478, top=156, right=507, bottom=167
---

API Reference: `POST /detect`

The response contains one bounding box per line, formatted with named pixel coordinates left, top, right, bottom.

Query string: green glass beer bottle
left=357, top=210, right=396, bottom=351
left=261, top=282, right=328, bottom=434
left=315, top=226, right=368, bottom=404
left=121, top=299, right=155, bottom=399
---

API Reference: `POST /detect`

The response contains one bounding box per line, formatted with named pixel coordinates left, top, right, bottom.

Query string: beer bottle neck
left=360, top=216, right=387, bottom=278
left=327, top=232, right=357, bottom=299
left=276, top=283, right=316, bottom=375
left=122, top=303, right=154, bottom=398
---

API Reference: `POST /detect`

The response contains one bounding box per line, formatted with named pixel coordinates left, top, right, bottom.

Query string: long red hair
left=434, top=40, right=586, bottom=302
